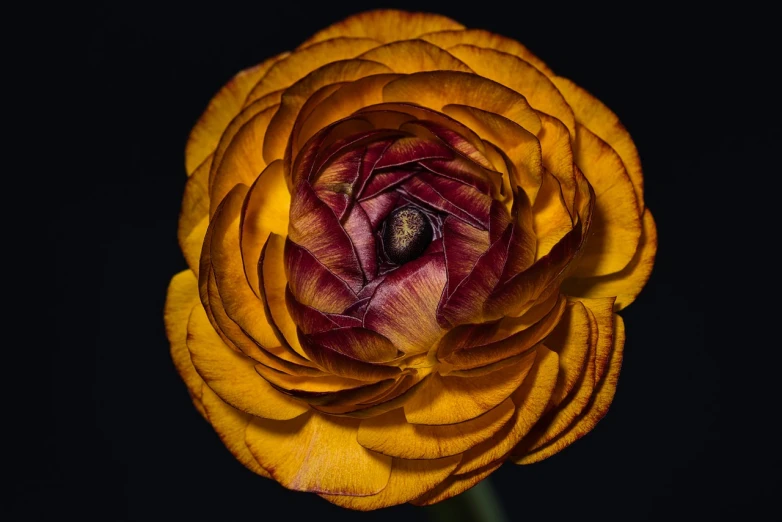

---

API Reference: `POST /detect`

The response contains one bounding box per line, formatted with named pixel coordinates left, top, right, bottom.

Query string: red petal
left=360, top=191, right=400, bottom=229
left=400, top=174, right=490, bottom=230
left=284, top=239, right=357, bottom=313
left=373, top=136, right=453, bottom=169
left=342, top=203, right=378, bottom=281
left=441, top=216, right=489, bottom=300
left=298, top=328, right=402, bottom=381
left=284, top=285, right=339, bottom=334
left=306, top=327, right=399, bottom=363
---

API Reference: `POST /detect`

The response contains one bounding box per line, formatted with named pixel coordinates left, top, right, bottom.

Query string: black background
left=35, top=1, right=779, bottom=520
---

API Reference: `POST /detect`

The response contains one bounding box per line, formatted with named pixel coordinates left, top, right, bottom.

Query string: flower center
left=381, top=206, right=433, bottom=265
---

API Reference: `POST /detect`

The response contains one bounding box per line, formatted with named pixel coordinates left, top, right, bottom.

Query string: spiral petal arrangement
left=166, top=9, right=657, bottom=510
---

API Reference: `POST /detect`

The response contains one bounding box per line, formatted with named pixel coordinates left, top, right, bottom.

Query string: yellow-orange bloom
left=165, top=9, right=657, bottom=509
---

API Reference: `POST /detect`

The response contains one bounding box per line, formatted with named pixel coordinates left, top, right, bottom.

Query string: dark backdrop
left=37, top=2, right=779, bottom=520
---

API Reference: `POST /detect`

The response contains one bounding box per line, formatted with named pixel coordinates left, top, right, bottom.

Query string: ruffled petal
left=187, top=304, right=309, bottom=420
left=321, top=455, right=460, bottom=510
left=358, top=39, right=472, bottom=73
left=403, top=349, right=536, bottom=425
left=245, top=411, right=392, bottom=495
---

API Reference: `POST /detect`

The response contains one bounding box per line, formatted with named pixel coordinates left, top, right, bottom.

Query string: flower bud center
left=382, top=207, right=433, bottom=265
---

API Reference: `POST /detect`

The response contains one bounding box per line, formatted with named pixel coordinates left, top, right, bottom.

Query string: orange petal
left=209, top=105, right=276, bottom=216
left=447, top=45, right=575, bottom=138
left=295, top=74, right=401, bottom=155
left=537, top=112, right=577, bottom=217
left=200, top=384, right=270, bottom=478
left=358, top=39, right=471, bottom=73
left=187, top=304, right=308, bottom=420
left=515, top=314, right=625, bottom=464
left=208, top=91, right=283, bottom=195
left=300, top=10, right=464, bottom=47
left=513, top=309, right=598, bottom=456
left=383, top=71, right=541, bottom=135
left=185, top=55, right=284, bottom=175
left=419, top=28, right=553, bottom=76
left=246, top=37, right=380, bottom=105
left=454, top=346, right=559, bottom=474
left=411, top=461, right=503, bottom=506
left=321, top=455, right=460, bottom=510
left=404, top=349, right=536, bottom=425
left=562, top=208, right=657, bottom=310
left=164, top=271, right=205, bottom=406
left=240, top=160, right=290, bottom=297
left=532, top=169, right=573, bottom=259
left=571, top=297, right=616, bottom=383
left=570, top=124, right=641, bottom=277
left=552, top=76, right=644, bottom=212
left=545, top=301, right=593, bottom=408
left=178, top=156, right=211, bottom=275
left=358, top=398, right=514, bottom=459
left=210, top=184, right=280, bottom=352
left=263, top=59, right=394, bottom=164
left=443, top=104, right=543, bottom=204
left=245, top=411, right=392, bottom=495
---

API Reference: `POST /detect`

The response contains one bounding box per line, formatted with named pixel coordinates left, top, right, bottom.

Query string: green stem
left=425, top=477, right=508, bottom=522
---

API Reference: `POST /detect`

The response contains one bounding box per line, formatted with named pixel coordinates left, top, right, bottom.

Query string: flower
left=165, top=9, right=657, bottom=510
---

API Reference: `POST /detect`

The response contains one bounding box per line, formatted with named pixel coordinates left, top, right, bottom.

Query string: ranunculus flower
left=165, top=9, right=657, bottom=509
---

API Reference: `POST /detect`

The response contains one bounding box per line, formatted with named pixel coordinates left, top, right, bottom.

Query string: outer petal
left=418, top=28, right=553, bottom=76
left=455, top=346, right=559, bottom=474
left=553, top=76, right=644, bottom=212
left=357, top=39, right=472, bottom=74
left=178, top=157, right=211, bottom=275
left=411, top=461, right=503, bottom=506
left=245, top=411, right=392, bottom=495
left=357, top=399, right=514, bottom=458
left=545, top=301, right=593, bottom=407
left=570, top=124, right=641, bottom=277
left=515, top=315, right=625, bottom=464
left=164, top=271, right=205, bottom=415
left=187, top=304, right=308, bottom=420
left=185, top=55, right=284, bottom=174
left=383, top=71, right=542, bottom=135
left=403, top=349, right=536, bottom=425
left=300, top=10, right=464, bottom=47
left=320, top=455, right=460, bottom=510
left=201, top=384, right=270, bottom=478
left=447, top=45, right=575, bottom=138
left=245, top=37, right=380, bottom=105
left=562, top=208, right=657, bottom=310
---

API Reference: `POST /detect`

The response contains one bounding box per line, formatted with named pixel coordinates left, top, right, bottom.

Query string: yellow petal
left=164, top=271, right=205, bottom=409
left=538, top=112, right=577, bottom=217
left=187, top=304, right=308, bottom=420
left=178, top=156, right=211, bottom=275
left=358, top=399, right=514, bottom=459
left=442, top=104, right=542, bottom=204
left=245, top=411, right=392, bottom=495
left=300, top=9, right=464, bottom=47
left=515, top=314, right=625, bottom=463
left=185, top=55, right=284, bottom=175
left=404, top=350, right=536, bottom=425
left=210, top=184, right=281, bottom=352
left=358, top=39, right=471, bottom=74
left=240, top=160, right=290, bottom=298
left=562, top=208, right=657, bottom=310
left=513, top=309, right=599, bottom=457
left=209, top=104, right=276, bottom=216
left=321, top=455, right=460, bottom=510
left=447, top=45, right=575, bottom=138
left=208, top=92, right=282, bottom=198
left=383, top=71, right=541, bottom=135
left=294, top=74, right=400, bottom=158
left=419, top=28, right=553, bottom=76
left=411, top=461, right=503, bottom=506
left=552, top=76, right=644, bottom=212
left=570, top=297, right=616, bottom=383
left=545, top=301, right=593, bottom=407
left=570, top=124, right=642, bottom=277
left=532, top=169, right=573, bottom=259
left=264, top=59, right=394, bottom=164
left=200, top=384, right=270, bottom=478
left=245, top=37, right=380, bottom=106
left=454, top=346, right=559, bottom=474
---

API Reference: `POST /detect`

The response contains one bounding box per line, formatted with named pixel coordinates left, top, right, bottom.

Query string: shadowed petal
left=284, top=239, right=358, bottom=313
